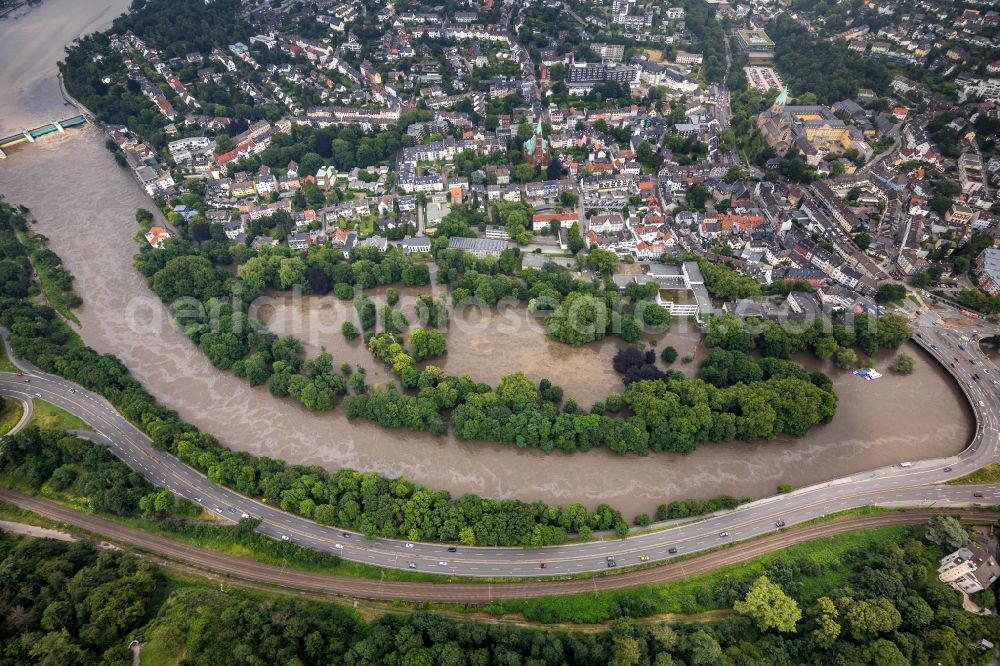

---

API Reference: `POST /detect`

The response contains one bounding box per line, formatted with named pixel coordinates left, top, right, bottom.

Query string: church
left=756, top=87, right=872, bottom=166
left=522, top=118, right=550, bottom=167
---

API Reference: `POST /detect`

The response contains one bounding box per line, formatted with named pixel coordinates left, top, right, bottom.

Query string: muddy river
left=0, top=0, right=974, bottom=516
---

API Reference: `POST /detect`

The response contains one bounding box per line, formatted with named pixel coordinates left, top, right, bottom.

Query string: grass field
left=484, top=525, right=915, bottom=624
left=0, top=398, right=25, bottom=436
left=0, top=345, right=16, bottom=373
left=948, top=464, right=1000, bottom=485
left=29, top=399, right=90, bottom=431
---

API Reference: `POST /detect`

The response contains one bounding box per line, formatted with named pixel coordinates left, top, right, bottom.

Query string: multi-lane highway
left=2, top=313, right=999, bottom=580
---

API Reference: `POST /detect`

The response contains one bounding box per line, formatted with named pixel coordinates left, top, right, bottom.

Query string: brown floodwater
left=0, top=0, right=975, bottom=516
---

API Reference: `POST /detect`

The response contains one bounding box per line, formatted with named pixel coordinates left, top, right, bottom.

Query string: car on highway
left=959, top=344, right=965, bottom=350
left=334, top=543, right=343, bottom=549
left=281, top=535, right=289, bottom=541
left=606, top=557, right=617, bottom=568
left=955, top=357, right=960, bottom=362
left=775, top=520, right=786, bottom=528
left=668, top=547, right=678, bottom=554
left=408, top=563, right=417, bottom=569
left=974, top=492, right=984, bottom=498
left=447, top=547, right=457, bottom=552
left=540, top=563, right=547, bottom=568
left=241, top=512, right=250, bottom=519
left=405, top=543, right=414, bottom=548
left=719, top=531, right=730, bottom=538
left=639, top=555, right=650, bottom=562
left=22, top=378, right=28, bottom=383
left=341, top=532, right=350, bottom=538
left=944, top=467, right=953, bottom=472
left=213, top=507, right=222, bottom=514
left=981, top=401, right=986, bottom=407
left=438, top=561, right=448, bottom=566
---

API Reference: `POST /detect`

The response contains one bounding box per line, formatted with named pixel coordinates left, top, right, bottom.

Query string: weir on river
left=0, top=114, right=88, bottom=157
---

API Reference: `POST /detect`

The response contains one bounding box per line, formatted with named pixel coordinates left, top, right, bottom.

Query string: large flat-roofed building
left=736, top=28, right=775, bottom=61
left=976, top=248, right=1000, bottom=296
left=567, top=62, right=638, bottom=84
left=446, top=236, right=507, bottom=258
left=592, top=42, right=625, bottom=63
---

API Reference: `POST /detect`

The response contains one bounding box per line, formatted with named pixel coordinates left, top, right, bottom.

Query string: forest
left=2, top=518, right=999, bottom=665
left=768, top=14, right=893, bottom=104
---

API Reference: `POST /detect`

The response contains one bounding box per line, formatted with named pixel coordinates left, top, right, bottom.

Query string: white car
left=241, top=512, right=250, bottom=519
left=438, top=561, right=448, bottom=566
left=335, top=543, right=344, bottom=549
left=408, top=563, right=417, bottom=569
left=405, top=543, right=414, bottom=548
left=281, top=535, right=290, bottom=541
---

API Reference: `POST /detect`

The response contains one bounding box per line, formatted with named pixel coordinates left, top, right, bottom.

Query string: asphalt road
left=3, top=487, right=996, bottom=602
left=2, top=310, right=999, bottom=579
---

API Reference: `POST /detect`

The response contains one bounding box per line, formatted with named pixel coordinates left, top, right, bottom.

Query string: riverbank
left=0, top=0, right=130, bottom=136
left=0, top=130, right=971, bottom=516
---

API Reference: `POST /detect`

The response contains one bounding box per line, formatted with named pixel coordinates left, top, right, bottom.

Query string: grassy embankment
left=0, top=399, right=24, bottom=436
left=483, top=524, right=916, bottom=624
left=28, top=399, right=89, bottom=431
left=948, top=465, right=1000, bottom=485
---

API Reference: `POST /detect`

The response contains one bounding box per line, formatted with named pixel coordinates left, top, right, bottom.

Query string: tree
left=811, top=596, right=841, bottom=648
left=134, top=208, right=154, bottom=225
left=925, top=515, right=970, bottom=550
left=854, top=232, right=872, bottom=250
left=733, top=575, right=802, bottom=633
left=834, top=346, right=857, bottom=370
left=686, top=183, right=711, bottom=210
left=841, top=597, right=902, bottom=641
left=306, top=266, right=331, bottom=294
left=566, top=222, right=584, bottom=254
left=342, top=321, right=359, bottom=340
left=814, top=336, right=838, bottom=359
left=888, top=353, right=915, bottom=375
left=278, top=256, right=307, bottom=289
left=660, top=346, right=678, bottom=363
left=586, top=248, right=619, bottom=274
left=682, top=630, right=724, bottom=666
left=356, top=296, right=376, bottom=330
left=410, top=327, right=447, bottom=361
left=512, top=162, right=536, bottom=183
left=151, top=255, right=224, bottom=302
left=545, top=292, right=608, bottom=346
left=862, top=639, right=908, bottom=666
left=876, top=314, right=910, bottom=349
left=875, top=283, right=906, bottom=303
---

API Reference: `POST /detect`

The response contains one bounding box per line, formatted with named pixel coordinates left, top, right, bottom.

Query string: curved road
left=2, top=487, right=996, bottom=602
left=2, top=311, right=999, bottom=580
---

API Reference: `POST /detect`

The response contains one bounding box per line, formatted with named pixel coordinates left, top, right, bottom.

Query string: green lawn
left=29, top=399, right=90, bottom=431
left=948, top=464, right=1000, bottom=485
left=485, top=525, right=915, bottom=624
left=0, top=398, right=25, bottom=436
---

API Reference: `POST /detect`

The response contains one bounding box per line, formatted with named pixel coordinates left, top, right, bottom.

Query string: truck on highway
left=898, top=462, right=913, bottom=468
